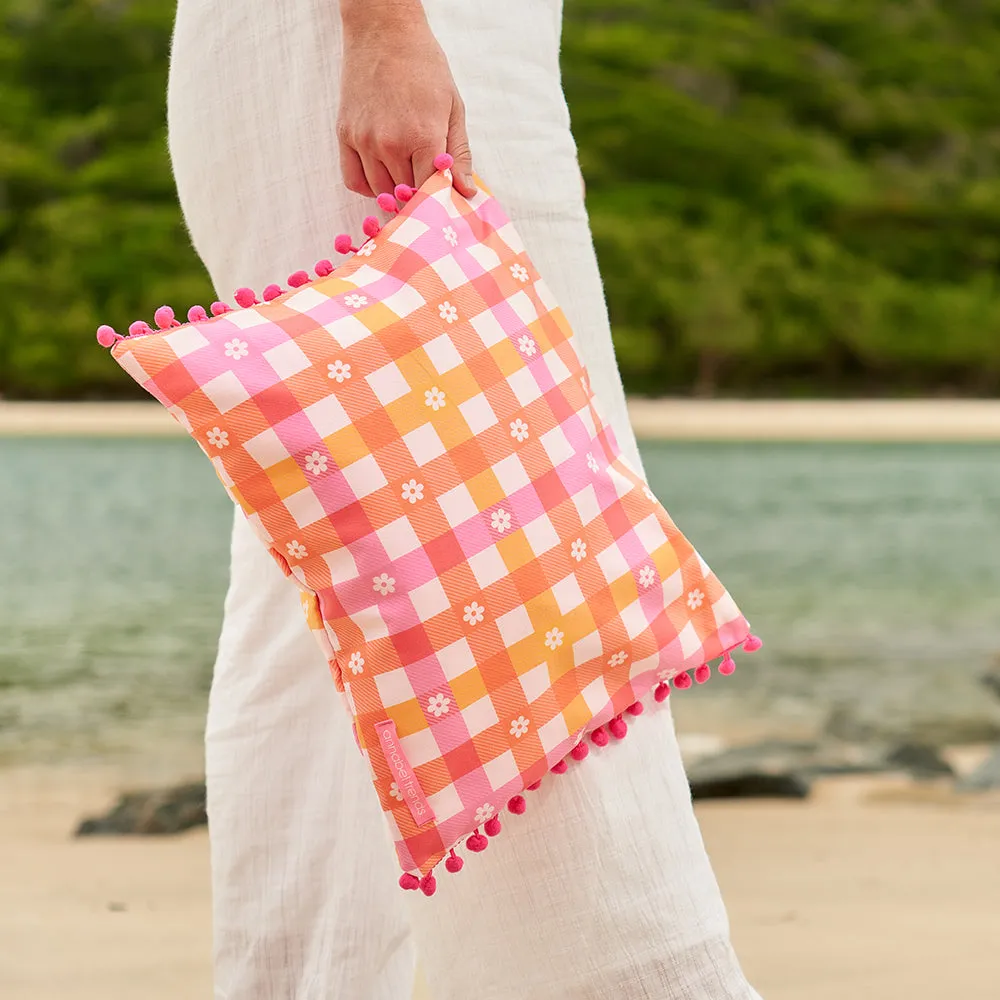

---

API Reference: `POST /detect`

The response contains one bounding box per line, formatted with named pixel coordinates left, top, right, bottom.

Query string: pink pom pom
left=262, top=283, right=282, bottom=302
left=362, top=216, right=381, bottom=238
left=399, top=873, right=419, bottom=891
left=570, top=741, right=589, bottom=762
left=394, top=183, right=415, bottom=202
left=187, top=305, right=208, bottom=323
left=210, top=301, right=231, bottom=316
left=591, top=727, right=609, bottom=747
left=445, top=850, right=464, bottom=874
left=334, top=235, right=354, bottom=255
left=314, top=259, right=334, bottom=277
left=694, top=663, right=711, bottom=685
left=128, top=320, right=151, bottom=337
left=466, top=831, right=489, bottom=853
left=288, top=270, right=310, bottom=288
left=654, top=682, right=670, bottom=703
left=551, top=760, right=568, bottom=775
left=376, top=192, right=398, bottom=213
left=153, top=305, right=178, bottom=329
left=609, top=716, right=628, bottom=740
left=627, top=701, right=644, bottom=716
left=419, top=872, right=437, bottom=896
left=673, top=671, right=693, bottom=690
left=507, top=795, right=526, bottom=815
left=526, top=780, right=542, bottom=791
left=484, top=816, right=502, bottom=837
left=718, top=653, right=736, bottom=676
left=95, top=325, right=118, bottom=348
left=743, top=633, right=763, bottom=653
left=234, top=287, right=257, bottom=308
left=433, top=153, right=454, bottom=171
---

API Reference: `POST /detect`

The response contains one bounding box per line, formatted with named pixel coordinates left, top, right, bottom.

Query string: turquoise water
left=1, top=437, right=998, bottom=765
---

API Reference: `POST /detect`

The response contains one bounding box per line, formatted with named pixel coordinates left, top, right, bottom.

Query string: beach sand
left=2, top=766, right=998, bottom=1000
left=3, top=398, right=1000, bottom=440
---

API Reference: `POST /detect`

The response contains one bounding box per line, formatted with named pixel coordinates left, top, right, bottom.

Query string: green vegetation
left=2, top=0, right=1000, bottom=398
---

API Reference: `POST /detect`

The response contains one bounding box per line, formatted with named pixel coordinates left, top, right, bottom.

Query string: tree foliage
left=2, top=0, right=1000, bottom=398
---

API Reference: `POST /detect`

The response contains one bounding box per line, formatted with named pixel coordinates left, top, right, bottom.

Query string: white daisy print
left=389, top=781, right=403, bottom=801
left=344, top=293, right=368, bottom=309
left=400, top=479, right=424, bottom=504
left=638, top=565, right=656, bottom=588
left=474, top=803, right=496, bottom=825
left=571, top=538, right=587, bottom=562
left=348, top=651, right=365, bottom=675
left=642, top=486, right=657, bottom=503
left=509, top=716, right=530, bottom=739
left=687, top=588, right=705, bottom=610
left=608, top=650, right=629, bottom=668
left=304, top=451, right=328, bottom=475
left=373, top=573, right=396, bottom=596
left=443, top=226, right=458, bottom=247
left=544, top=627, right=564, bottom=651
left=206, top=427, right=229, bottom=449
left=224, top=339, right=249, bottom=360
left=424, top=386, right=447, bottom=411
left=510, top=263, right=529, bottom=283
left=327, top=360, right=351, bottom=382
left=490, top=508, right=512, bottom=533
left=463, top=601, right=485, bottom=626
left=586, top=452, right=599, bottom=473
left=427, top=693, right=451, bottom=717
left=509, top=418, right=529, bottom=442
left=517, top=334, right=537, bottom=357
left=286, top=540, right=307, bottom=560
left=438, top=301, right=458, bottom=324
left=356, top=242, right=375, bottom=257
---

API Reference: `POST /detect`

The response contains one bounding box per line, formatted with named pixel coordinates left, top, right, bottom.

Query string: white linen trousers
left=168, top=2, right=760, bottom=997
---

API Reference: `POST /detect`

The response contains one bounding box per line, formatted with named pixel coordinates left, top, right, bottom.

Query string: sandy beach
left=3, top=765, right=998, bottom=1000
left=3, top=398, right=1000, bottom=440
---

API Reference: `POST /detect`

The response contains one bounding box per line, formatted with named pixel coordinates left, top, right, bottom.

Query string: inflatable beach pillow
left=97, top=154, right=761, bottom=896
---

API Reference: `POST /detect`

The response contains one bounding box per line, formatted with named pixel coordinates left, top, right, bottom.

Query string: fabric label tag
left=375, top=720, right=435, bottom=826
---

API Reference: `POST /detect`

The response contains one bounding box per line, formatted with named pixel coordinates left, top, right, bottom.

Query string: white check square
left=438, top=638, right=476, bottom=681
left=322, top=547, right=359, bottom=585
left=367, top=361, right=411, bottom=406
left=164, top=327, right=208, bottom=358
left=423, top=334, right=464, bottom=374
left=304, top=394, right=350, bottom=437
left=377, top=516, right=421, bottom=560
left=403, top=422, right=446, bottom=466
left=284, top=486, right=326, bottom=528
left=437, top=483, right=479, bottom=528
left=201, top=371, right=250, bottom=414
left=496, top=605, right=533, bottom=647
left=468, top=545, right=508, bottom=589
left=458, top=393, right=498, bottom=435
left=263, top=340, right=311, bottom=380
left=409, top=577, right=450, bottom=622
left=551, top=573, right=585, bottom=615
left=341, top=453, right=387, bottom=499
left=243, top=427, right=290, bottom=468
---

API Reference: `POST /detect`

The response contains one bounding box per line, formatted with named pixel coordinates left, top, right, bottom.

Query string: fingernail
left=463, top=173, right=476, bottom=191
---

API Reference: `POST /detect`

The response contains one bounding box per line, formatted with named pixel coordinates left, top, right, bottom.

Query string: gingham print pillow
left=98, top=155, right=761, bottom=896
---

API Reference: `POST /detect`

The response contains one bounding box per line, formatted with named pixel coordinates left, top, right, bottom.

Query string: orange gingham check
left=109, top=166, right=752, bottom=880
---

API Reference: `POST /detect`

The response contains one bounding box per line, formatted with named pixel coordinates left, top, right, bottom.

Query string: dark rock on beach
left=75, top=781, right=206, bottom=837
left=690, top=770, right=811, bottom=801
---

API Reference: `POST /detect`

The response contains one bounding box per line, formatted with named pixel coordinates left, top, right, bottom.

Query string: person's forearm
left=339, top=0, right=428, bottom=37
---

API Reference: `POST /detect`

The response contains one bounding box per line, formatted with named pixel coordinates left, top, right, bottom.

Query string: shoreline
left=2, top=398, right=1000, bottom=440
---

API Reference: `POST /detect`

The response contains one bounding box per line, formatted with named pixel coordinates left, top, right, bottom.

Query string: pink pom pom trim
left=484, top=816, right=502, bottom=837
left=609, top=716, right=628, bottom=740
left=526, top=780, right=542, bottom=791
left=234, top=287, right=258, bottom=308
left=419, top=872, right=437, bottom=897
left=743, top=634, right=763, bottom=653
left=694, top=663, right=711, bottom=684
left=507, top=795, right=526, bottom=815
left=153, top=305, right=178, bottom=329
left=376, top=192, right=399, bottom=213
left=333, top=235, right=355, bottom=255
left=433, top=153, right=454, bottom=171
left=551, top=760, right=568, bottom=774
left=210, top=301, right=231, bottom=316
left=591, top=726, right=609, bottom=747
left=362, top=216, right=381, bottom=238
left=262, top=283, right=283, bottom=302
left=466, top=830, right=489, bottom=853
left=128, top=320, right=151, bottom=337
left=627, top=701, right=644, bottom=716
left=673, top=671, right=693, bottom=690
left=314, top=259, right=334, bottom=277
left=570, top=741, right=589, bottom=761
left=654, top=682, right=670, bottom=702
left=187, top=305, right=208, bottom=323
left=445, top=849, right=464, bottom=873
left=399, top=873, right=419, bottom=891
left=394, top=183, right=415, bottom=202
left=95, top=325, right=118, bottom=348
left=288, top=270, right=310, bottom=288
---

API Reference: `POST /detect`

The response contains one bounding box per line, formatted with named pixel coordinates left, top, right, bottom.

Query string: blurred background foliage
left=2, top=0, right=1000, bottom=398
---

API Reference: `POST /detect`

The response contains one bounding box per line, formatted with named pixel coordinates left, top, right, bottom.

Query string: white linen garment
left=168, top=2, right=761, bottom=997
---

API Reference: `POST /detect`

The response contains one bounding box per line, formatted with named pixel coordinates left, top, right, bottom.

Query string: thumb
left=447, top=97, right=477, bottom=198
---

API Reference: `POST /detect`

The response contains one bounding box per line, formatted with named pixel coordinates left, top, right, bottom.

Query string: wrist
left=340, top=0, right=427, bottom=39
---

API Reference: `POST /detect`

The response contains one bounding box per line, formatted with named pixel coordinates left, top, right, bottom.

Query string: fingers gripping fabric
left=100, top=160, right=760, bottom=889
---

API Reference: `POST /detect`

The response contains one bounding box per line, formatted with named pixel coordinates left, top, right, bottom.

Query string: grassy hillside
left=2, top=0, right=1000, bottom=397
